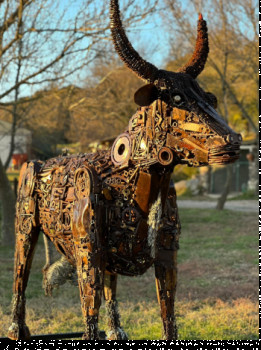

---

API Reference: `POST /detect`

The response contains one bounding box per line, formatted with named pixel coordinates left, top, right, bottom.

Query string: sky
left=0, top=0, right=257, bottom=102
left=60, top=0, right=172, bottom=67
left=58, top=0, right=171, bottom=65
left=0, top=0, right=171, bottom=102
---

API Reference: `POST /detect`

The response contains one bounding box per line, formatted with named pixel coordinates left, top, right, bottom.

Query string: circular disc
left=74, top=167, right=91, bottom=199
left=158, top=147, right=173, bottom=166
left=111, top=133, right=132, bottom=166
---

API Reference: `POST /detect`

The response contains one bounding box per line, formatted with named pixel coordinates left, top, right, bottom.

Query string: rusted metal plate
left=134, top=171, right=151, bottom=214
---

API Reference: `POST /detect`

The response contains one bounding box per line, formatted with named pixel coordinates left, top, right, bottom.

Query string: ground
left=178, top=199, right=258, bottom=213
left=0, top=207, right=258, bottom=340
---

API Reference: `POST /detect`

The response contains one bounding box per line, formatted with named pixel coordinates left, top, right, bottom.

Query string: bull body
left=8, top=0, right=241, bottom=340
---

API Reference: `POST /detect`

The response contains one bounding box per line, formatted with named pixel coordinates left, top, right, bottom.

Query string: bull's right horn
left=177, top=13, right=209, bottom=78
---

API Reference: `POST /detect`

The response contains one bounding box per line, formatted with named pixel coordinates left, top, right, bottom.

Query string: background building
left=0, top=120, right=32, bottom=169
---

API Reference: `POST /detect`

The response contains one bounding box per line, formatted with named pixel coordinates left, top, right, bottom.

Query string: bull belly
left=106, top=238, right=154, bottom=276
left=106, top=253, right=154, bottom=276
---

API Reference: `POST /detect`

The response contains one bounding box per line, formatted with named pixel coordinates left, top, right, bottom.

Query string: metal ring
left=111, top=133, right=132, bottom=166
left=158, top=147, right=173, bottom=166
left=74, top=167, right=91, bottom=199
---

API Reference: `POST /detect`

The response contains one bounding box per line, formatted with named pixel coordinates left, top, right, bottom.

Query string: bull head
left=110, top=0, right=241, bottom=167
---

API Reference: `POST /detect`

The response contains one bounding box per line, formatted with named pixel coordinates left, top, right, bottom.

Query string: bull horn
left=110, top=0, right=159, bottom=83
left=177, top=13, right=209, bottom=78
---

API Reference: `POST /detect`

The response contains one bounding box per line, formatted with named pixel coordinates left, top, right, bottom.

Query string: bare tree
left=210, top=0, right=236, bottom=209
left=163, top=0, right=258, bottom=204
left=0, top=0, right=160, bottom=245
left=0, top=0, right=104, bottom=245
left=164, top=0, right=257, bottom=133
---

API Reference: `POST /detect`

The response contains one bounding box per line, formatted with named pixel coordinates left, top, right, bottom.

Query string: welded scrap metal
left=8, top=0, right=241, bottom=341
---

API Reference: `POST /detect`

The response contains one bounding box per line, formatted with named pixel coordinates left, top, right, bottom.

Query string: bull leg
left=75, top=244, right=104, bottom=339
left=72, top=197, right=105, bottom=340
left=104, top=271, right=128, bottom=340
left=42, top=234, right=54, bottom=295
left=155, top=250, right=178, bottom=340
left=7, top=225, right=40, bottom=340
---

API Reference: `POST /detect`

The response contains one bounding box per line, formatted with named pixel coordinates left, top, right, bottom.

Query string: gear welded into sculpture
left=8, top=0, right=241, bottom=341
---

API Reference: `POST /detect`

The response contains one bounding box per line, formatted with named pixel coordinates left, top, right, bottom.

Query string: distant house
left=209, top=140, right=258, bottom=193
left=0, top=120, right=32, bottom=169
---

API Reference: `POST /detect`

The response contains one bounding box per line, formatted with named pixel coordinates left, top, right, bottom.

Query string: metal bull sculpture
left=8, top=0, right=241, bottom=340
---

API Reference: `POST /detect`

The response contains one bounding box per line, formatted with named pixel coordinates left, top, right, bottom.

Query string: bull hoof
left=82, top=333, right=99, bottom=340
left=107, top=327, right=128, bottom=340
left=7, top=322, right=31, bottom=340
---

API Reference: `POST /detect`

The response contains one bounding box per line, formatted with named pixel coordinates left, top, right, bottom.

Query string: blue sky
left=0, top=0, right=257, bottom=102
left=0, top=0, right=171, bottom=102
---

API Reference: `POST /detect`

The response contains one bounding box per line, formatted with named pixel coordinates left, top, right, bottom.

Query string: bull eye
left=173, top=95, right=182, bottom=103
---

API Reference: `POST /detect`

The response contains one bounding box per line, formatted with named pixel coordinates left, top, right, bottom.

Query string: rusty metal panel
left=134, top=171, right=151, bottom=213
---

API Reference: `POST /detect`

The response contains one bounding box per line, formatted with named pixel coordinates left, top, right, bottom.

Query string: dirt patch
left=178, top=260, right=209, bottom=277
left=177, top=282, right=258, bottom=302
left=177, top=199, right=258, bottom=213
left=175, top=258, right=258, bottom=302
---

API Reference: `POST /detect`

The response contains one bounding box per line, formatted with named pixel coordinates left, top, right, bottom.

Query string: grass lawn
left=0, top=208, right=258, bottom=340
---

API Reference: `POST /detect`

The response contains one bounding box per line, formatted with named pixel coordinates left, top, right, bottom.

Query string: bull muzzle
left=208, top=133, right=242, bottom=165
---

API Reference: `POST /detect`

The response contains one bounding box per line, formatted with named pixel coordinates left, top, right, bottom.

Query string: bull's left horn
left=110, top=0, right=159, bottom=83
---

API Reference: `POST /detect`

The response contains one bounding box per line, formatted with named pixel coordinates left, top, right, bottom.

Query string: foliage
left=0, top=65, right=142, bottom=159
left=6, top=171, right=19, bottom=182
left=172, top=164, right=199, bottom=182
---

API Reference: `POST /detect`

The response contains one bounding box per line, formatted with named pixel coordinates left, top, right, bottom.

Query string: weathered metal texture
left=8, top=0, right=241, bottom=341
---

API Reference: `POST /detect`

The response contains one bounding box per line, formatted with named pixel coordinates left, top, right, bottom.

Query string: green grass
left=228, top=190, right=258, bottom=201
left=0, top=208, right=258, bottom=340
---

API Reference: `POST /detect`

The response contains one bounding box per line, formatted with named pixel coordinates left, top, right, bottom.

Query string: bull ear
left=134, top=84, right=158, bottom=106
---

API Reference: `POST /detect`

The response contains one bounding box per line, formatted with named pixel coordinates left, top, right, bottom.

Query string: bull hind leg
left=8, top=161, right=41, bottom=340
left=7, top=224, right=40, bottom=340
left=104, top=271, right=128, bottom=340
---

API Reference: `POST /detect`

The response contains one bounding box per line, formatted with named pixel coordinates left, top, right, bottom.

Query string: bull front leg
left=72, top=196, right=105, bottom=340
left=155, top=250, right=178, bottom=340
left=155, top=183, right=180, bottom=340
left=104, top=271, right=128, bottom=340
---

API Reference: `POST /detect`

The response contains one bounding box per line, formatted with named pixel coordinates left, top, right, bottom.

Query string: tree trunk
left=216, top=164, right=233, bottom=210
left=247, top=145, right=258, bottom=195
left=206, top=166, right=212, bottom=193
left=0, top=159, right=16, bottom=246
